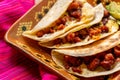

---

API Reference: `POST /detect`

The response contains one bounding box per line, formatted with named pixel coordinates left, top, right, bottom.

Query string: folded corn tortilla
left=52, top=31, right=120, bottom=77
left=22, top=0, right=95, bottom=43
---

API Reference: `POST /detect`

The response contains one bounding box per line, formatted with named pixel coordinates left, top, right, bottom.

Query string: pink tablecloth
left=0, top=0, right=58, bottom=80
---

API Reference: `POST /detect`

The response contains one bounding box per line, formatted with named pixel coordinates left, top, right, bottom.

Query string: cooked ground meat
left=72, top=67, right=82, bottom=73
left=104, top=10, right=110, bottom=18
left=87, top=58, right=100, bottom=71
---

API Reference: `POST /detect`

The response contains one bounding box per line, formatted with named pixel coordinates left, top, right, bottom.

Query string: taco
left=51, top=31, right=120, bottom=77
left=39, top=4, right=119, bottom=48
left=22, top=0, right=95, bottom=43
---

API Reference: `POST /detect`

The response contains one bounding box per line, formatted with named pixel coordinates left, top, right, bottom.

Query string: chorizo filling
left=64, top=45, right=120, bottom=73
left=36, top=1, right=83, bottom=37
left=53, top=10, right=110, bottom=45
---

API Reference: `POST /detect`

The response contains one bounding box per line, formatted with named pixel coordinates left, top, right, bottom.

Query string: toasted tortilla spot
left=109, top=38, right=119, bottom=43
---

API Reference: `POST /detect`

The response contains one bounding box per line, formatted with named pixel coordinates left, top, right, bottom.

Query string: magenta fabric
left=0, top=0, right=58, bottom=80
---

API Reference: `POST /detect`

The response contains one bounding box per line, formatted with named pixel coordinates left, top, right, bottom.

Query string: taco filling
left=36, top=1, right=83, bottom=37
left=63, top=45, right=120, bottom=73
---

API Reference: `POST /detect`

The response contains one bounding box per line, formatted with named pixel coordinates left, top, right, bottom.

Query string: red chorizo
left=65, top=64, right=70, bottom=69
left=72, top=67, right=82, bottom=73
left=114, top=46, right=120, bottom=57
left=64, top=55, right=72, bottom=66
left=102, top=18, right=108, bottom=25
left=89, top=28, right=101, bottom=37
left=57, top=24, right=65, bottom=30
left=89, top=28, right=96, bottom=37
left=56, top=18, right=62, bottom=25
left=61, top=16, right=71, bottom=24
left=50, top=28, right=55, bottom=33
left=36, top=30, right=44, bottom=37
left=100, top=26, right=109, bottom=33
left=75, top=31, right=79, bottom=36
left=64, top=55, right=82, bottom=67
left=104, top=10, right=110, bottom=18
left=69, top=10, right=81, bottom=18
left=77, top=28, right=88, bottom=39
left=88, top=58, right=100, bottom=71
left=93, top=28, right=101, bottom=35
left=74, top=37, right=81, bottom=43
left=83, top=56, right=95, bottom=65
left=66, top=32, right=75, bottom=42
left=62, top=37, right=67, bottom=43
left=71, top=58, right=82, bottom=66
left=89, top=29, right=96, bottom=35
left=105, top=53, right=115, bottom=61
left=57, top=16, right=70, bottom=25
left=68, top=1, right=80, bottom=11
left=64, top=55, right=76, bottom=65
left=78, top=1, right=83, bottom=8
left=101, top=60, right=114, bottom=70
left=43, top=28, right=50, bottom=33
left=96, top=52, right=106, bottom=60
left=53, top=38, right=62, bottom=45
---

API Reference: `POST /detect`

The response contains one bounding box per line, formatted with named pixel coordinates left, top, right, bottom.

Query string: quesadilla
left=52, top=31, right=120, bottom=77
left=22, top=0, right=95, bottom=43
